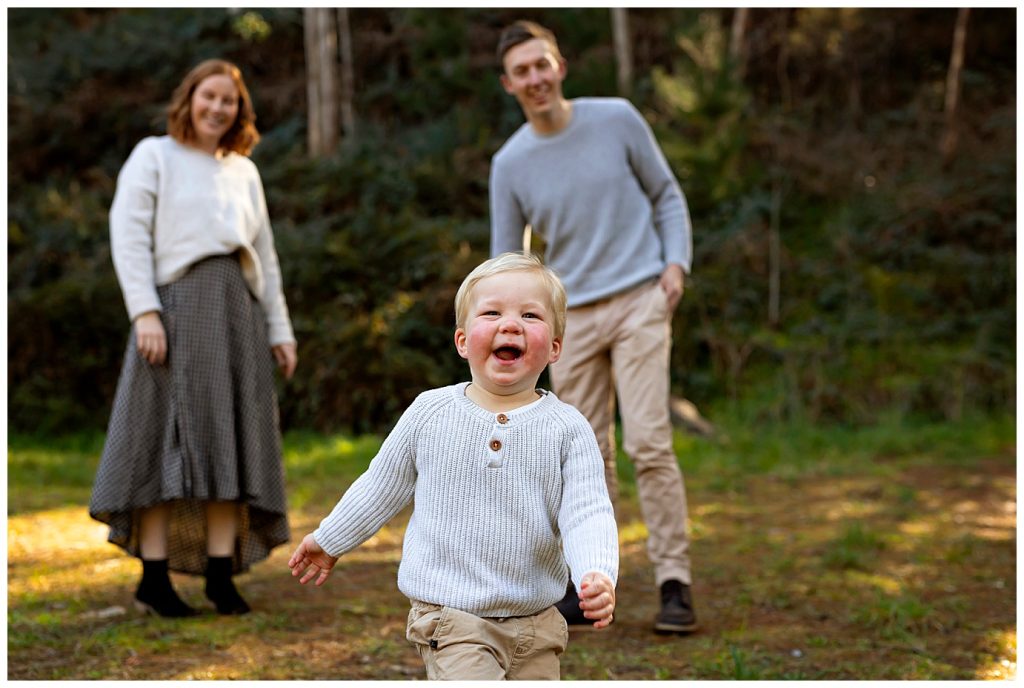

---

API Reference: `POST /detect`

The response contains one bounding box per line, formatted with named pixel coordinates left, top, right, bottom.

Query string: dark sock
left=204, top=555, right=250, bottom=615
left=135, top=558, right=197, bottom=617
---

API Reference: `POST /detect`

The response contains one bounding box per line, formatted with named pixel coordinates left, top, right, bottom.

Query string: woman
left=89, top=59, right=297, bottom=617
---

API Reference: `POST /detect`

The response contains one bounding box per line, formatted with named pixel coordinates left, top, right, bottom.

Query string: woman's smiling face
left=189, top=74, right=239, bottom=152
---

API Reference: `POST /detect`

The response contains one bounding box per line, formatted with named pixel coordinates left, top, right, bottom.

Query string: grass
left=6, top=409, right=1017, bottom=680
left=821, top=521, right=888, bottom=570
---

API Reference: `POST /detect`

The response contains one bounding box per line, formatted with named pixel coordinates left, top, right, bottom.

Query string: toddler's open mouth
left=493, top=345, right=523, bottom=361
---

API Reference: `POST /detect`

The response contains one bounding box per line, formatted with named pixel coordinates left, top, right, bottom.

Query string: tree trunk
left=337, top=7, right=356, bottom=140
left=304, top=8, right=339, bottom=157
left=610, top=8, right=633, bottom=97
left=776, top=10, right=792, bottom=111
left=730, top=8, right=749, bottom=77
left=768, top=176, right=782, bottom=327
left=941, top=8, right=970, bottom=163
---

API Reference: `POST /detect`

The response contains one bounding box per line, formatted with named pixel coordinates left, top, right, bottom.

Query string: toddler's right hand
left=288, top=533, right=339, bottom=586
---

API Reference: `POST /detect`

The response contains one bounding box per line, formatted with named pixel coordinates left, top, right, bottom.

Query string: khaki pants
left=405, top=600, right=568, bottom=680
left=549, top=280, right=692, bottom=586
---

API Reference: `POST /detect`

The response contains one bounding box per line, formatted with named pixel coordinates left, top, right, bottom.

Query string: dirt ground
left=7, top=452, right=1016, bottom=680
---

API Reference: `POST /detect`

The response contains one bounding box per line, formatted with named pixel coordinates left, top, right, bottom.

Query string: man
left=489, top=20, right=697, bottom=635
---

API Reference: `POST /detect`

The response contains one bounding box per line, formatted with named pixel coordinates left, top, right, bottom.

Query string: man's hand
left=577, top=571, right=616, bottom=629
left=288, top=533, right=339, bottom=586
left=659, top=263, right=685, bottom=311
left=134, top=311, right=167, bottom=366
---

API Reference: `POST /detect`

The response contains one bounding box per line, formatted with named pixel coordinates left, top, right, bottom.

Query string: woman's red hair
left=166, top=59, right=260, bottom=156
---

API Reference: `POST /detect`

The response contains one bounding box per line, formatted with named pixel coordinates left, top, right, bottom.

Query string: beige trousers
left=406, top=600, right=568, bottom=680
left=549, top=280, right=692, bottom=586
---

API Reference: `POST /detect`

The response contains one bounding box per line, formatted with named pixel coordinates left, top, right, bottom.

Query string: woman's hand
left=134, top=311, right=167, bottom=366
left=272, top=342, right=298, bottom=380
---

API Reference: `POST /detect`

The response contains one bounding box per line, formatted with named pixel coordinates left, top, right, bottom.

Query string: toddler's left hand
left=578, top=571, right=616, bottom=629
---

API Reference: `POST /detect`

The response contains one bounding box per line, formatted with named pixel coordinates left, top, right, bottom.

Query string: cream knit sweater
left=109, top=135, right=294, bottom=345
left=313, top=383, right=619, bottom=617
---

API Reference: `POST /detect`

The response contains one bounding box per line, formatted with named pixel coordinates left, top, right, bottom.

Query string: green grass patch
left=853, top=591, right=934, bottom=640
left=280, top=431, right=382, bottom=512
left=822, top=521, right=888, bottom=570
left=7, top=433, right=106, bottom=514
left=6, top=409, right=1016, bottom=680
left=676, top=407, right=1014, bottom=482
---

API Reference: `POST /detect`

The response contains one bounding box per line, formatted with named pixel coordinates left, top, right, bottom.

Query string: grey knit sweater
left=312, top=382, right=619, bottom=617
left=490, top=97, right=693, bottom=307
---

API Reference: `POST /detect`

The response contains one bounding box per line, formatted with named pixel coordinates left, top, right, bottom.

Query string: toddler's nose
left=498, top=317, right=523, bottom=333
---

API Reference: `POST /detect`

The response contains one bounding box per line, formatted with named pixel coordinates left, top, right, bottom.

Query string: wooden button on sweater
left=489, top=439, right=502, bottom=451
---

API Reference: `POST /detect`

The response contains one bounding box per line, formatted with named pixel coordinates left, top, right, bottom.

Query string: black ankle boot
left=204, top=556, right=250, bottom=615
left=134, top=559, right=198, bottom=618
left=654, top=579, right=698, bottom=634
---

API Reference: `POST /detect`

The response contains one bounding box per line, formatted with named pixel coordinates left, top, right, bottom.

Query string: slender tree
left=729, top=8, right=750, bottom=77
left=610, top=8, right=633, bottom=97
left=304, top=7, right=339, bottom=157
left=768, top=175, right=782, bottom=327
left=338, top=7, right=356, bottom=140
left=941, top=8, right=970, bottom=163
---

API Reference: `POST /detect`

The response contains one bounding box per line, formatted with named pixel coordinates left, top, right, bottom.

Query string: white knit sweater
left=109, top=135, right=294, bottom=345
left=313, top=383, right=619, bottom=617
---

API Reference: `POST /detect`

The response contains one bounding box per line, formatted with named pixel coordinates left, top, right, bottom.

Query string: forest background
left=7, top=7, right=1016, bottom=436
left=5, top=7, right=1018, bottom=681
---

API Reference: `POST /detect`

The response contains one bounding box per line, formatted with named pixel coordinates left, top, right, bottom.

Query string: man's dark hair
left=496, top=20, right=563, bottom=69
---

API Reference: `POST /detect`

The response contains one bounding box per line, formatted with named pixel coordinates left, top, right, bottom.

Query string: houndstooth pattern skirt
left=90, top=253, right=290, bottom=575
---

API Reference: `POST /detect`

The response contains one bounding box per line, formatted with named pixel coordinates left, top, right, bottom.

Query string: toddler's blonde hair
left=455, top=252, right=567, bottom=339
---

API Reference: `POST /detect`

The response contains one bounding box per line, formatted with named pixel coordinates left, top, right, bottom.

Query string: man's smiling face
left=500, top=38, right=567, bottom=123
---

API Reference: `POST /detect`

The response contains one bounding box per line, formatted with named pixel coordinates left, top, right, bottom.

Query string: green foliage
left=651, top=8, right=1015, bottom=425
left=6, top=8, right=1016, bottom=434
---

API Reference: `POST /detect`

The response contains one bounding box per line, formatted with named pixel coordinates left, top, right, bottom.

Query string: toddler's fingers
left=299, top=564, right=321, bottom=585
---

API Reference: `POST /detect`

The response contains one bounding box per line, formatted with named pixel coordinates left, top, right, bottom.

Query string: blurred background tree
left=6, top=8, right=1015, bottom=436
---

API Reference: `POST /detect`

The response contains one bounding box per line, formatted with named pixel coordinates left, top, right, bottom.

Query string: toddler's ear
left=454, top=328, right=470, bottom=360
left=548, top=336, right=562, bottom=364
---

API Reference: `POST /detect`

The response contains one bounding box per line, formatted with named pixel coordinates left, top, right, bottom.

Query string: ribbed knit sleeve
left=557, top=409, right=619, bottom=589
left=312, top=398, right=420, bottom=556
